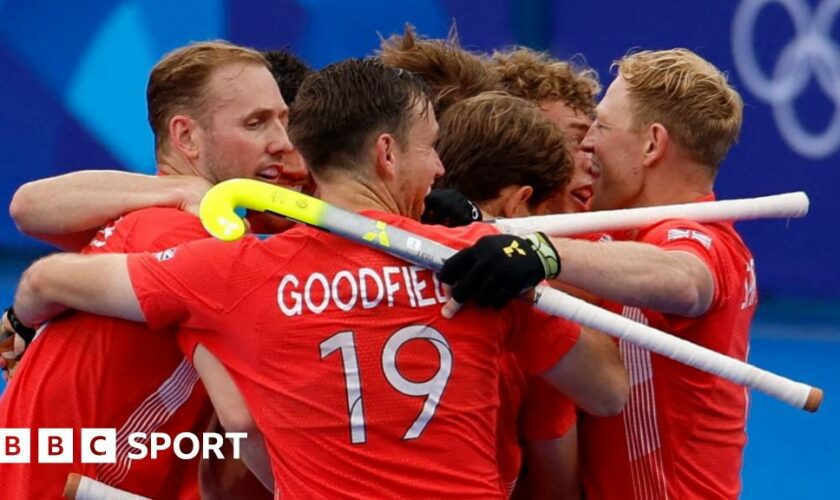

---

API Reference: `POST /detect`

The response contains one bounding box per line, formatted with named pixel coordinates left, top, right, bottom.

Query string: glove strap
left=523, top=232, right=561, bottom=279
left=4, top=307, right=37, bottom=345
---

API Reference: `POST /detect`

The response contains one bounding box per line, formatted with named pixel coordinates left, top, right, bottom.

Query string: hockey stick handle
left=64, top=473, right=150, bottom=500
left=199, top=180, right=822, bottom=412
left=494, top=192, right=810, bottom=236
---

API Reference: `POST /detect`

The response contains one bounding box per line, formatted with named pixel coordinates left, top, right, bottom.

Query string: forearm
left=14, top=253, right=142, bottom=326
left=194, top=345, right=272, bottom=489
left=541, top=328, right=628, bottom=416
left=240, top=430, right=274, bottom=492
left=524, top=430, right=581, bottom=500
left=552, top=237, right=713, bottom=317
left=10, top=171, right=206, bottom=246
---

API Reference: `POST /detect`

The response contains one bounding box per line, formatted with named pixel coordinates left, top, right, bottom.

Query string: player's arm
left=549, top=237, right=713, bottom=317
left=520, top=430, right=581, bottom=500
left=193, top=345, right=274, bottom=491
left=539, top=327, right=628, bottom=417
left=440, top=233, right=713, bottom=318
left=13, top=253, right=143, bottom=327
left=10, top=170, right=211, bottom=250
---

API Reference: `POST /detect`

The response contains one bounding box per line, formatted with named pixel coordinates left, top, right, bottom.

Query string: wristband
left=4, top=306, right=37, bottom=345
left=523, top=232, right=561, bottom=279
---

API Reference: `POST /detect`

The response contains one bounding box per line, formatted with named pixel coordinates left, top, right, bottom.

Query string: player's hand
left=438, top=233, right=560, bottom=317
left=176, top=176, right=214, bottom=216
left=421, top=189, right=482, bottom=227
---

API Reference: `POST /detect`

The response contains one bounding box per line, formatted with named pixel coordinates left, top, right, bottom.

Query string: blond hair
left=492, top=47, right=600, bottom=115
left=437, top=92, right=572, bottom=208
left=147, top=40, right=268, bottom=153
left=615, top=49, right=743, bottom=168
left=379, top=25, right=502, bottom=115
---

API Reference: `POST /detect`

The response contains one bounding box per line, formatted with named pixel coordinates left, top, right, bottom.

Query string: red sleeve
left=519, top=377, right=577, bottom=441
left=126, top=235, right=272, bottom=331
left=508, top=304, right=580, bottom=376
left=176, top=328, right=204, bottom=362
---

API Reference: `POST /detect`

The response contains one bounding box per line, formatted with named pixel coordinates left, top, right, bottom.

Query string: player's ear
left=643, top=122, right=668, bottom=167
left=501, top=185, right=534, bottom=218
left=169, top=115, right=201, bottom=160
left=374, top=133, right=398, bottom=179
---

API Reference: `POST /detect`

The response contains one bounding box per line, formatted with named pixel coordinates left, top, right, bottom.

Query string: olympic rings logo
left=732, top=0, right=840, bottom=159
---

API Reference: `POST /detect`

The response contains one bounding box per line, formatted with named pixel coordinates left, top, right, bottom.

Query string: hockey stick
left=64, top=473, right=150, bottom=500
left=493, top=192, right=809, bottom=236
left=199, top=179, right=823, bottom=412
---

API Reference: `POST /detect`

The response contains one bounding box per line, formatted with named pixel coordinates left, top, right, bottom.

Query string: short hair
left=437, top=92, right=573, bottom=209
left=492, top=47, right=600, bottom=115
left=615, top=49, right=743, bottom=169
left=262, top=49, right=313, bottom=104
left=289, top=58, right=433, bottom=177
left=379, top=24, right=502, bottom=116
left=147, top=41, right=268, bottom=152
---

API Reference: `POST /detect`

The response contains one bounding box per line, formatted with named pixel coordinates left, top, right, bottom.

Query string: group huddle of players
left=0, top=25, right=754, bottom=500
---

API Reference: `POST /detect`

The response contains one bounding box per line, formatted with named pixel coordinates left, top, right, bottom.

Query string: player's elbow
left=216, top=405, right=258, bottom=435
left=14, top=259, right=54, bottom=324
left=662, top=275, right=712, bottom=318
left=588, top=367, right=629, bottom=417
left=19, top=259, right=50, bottom=301
left=9, top=183, right=39, bottom=235
left=661, top=254, right=714, bottom=317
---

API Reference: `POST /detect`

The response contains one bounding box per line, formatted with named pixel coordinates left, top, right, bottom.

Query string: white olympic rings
left=733, top=0, right=840, bottom=159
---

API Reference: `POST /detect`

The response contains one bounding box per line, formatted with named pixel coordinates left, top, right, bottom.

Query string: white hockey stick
left=64, top=473, right=150, bottom=500
left=199, top=179, right=823, bottom=412
left=494, top=192, right=809, bottom=236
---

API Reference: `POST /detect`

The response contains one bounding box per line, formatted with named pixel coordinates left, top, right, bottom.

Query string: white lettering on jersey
left=90, top=217, right=124, bottom=248
left=277, top=265, right=447, bottom=316
left=666, top=228, right=712, bottom=249
left=741, top=258, right=757, bottom=310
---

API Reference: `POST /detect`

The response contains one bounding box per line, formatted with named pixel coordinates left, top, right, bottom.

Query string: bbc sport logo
left=0, top=428, right=246, bottom=463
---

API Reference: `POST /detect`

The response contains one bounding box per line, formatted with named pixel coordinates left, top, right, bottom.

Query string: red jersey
left=579, top=206, right=757, bottom=499
left=496, top=355, right=576, bottom=496
left=127, top=211, right=581, bottom=499
left=0, top=208, right=213, bottom=499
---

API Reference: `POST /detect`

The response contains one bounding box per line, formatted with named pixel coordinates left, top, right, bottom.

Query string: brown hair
left=379, top=24, right=502, bottom=116
left=437, top=92, right=572, bottom=208
left=262, top=49, right=313, bottom=104
left=289, top=58, right=433, bottom=177
left=492, top=47, right=600, bottom=115
left=147, top=40, right=268, bottom=153
left=615, top=49, right=743, bottom=168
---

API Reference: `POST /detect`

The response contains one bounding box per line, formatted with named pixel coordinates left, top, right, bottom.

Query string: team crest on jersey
left=154, top=248, right=176, bottom=262
left=666, top=228, right=712, bottom=249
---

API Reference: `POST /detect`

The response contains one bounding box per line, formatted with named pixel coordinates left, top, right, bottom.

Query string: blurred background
left=0, top=0, right=837, bottom=496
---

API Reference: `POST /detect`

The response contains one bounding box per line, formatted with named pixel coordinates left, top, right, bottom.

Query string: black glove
left=438, top=233, right=560, bottom=308
left=421, top=189, right=482, bottom=227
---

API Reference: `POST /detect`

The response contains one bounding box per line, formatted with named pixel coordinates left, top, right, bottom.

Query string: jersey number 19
left=320, top=326, right=453, bottom=444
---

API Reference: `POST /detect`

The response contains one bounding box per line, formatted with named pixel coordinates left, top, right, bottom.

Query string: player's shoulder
left=121, top=207, right=207, bottom=251
left=639, top=218, right=742, bottom=250
left=121, top=206, right=200, bottom=228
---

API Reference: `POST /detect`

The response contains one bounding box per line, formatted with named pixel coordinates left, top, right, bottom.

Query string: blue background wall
left=0, top=1, right=838, bottom=497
